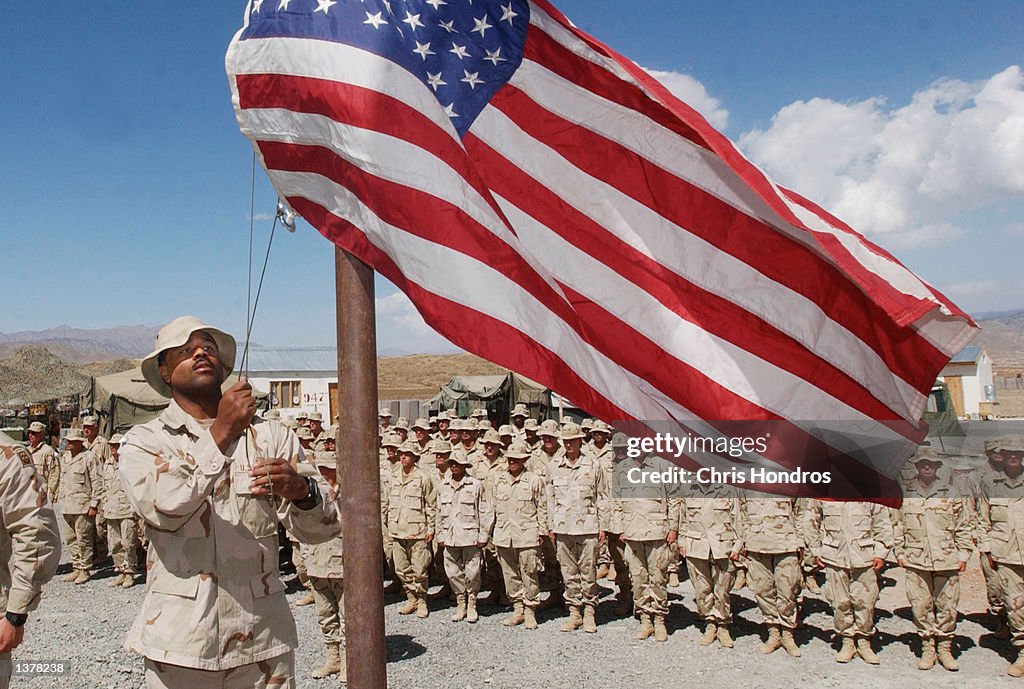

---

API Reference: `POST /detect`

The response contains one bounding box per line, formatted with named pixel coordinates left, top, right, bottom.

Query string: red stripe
left=484, top=85, right=951, bottom=396
left=287, top=195, right=634, bottom=425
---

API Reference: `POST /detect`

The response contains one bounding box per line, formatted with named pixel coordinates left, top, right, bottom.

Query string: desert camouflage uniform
left=101, top=456, right=139, bottom=579
left=306, top=488, right=345, bottom=648
left=740, top=497, right=809, bottom=630
left=29, top=440, right=60, bottom=503
left=530, top=444, right=564, bottom=595
left=806, top=500, right=893, bottom=639
left=0, top=434, right=62, bottom=688
left=436, top=473, right=493, bottom=598
left=86, top=433, right=112, bottom=558
left=678, top=482, right=743, bottom=625
left=58, top=445, right=99, bottom=573
left=964, top=461, right=1006, bottom=616
left=590, top=443, right=628, bottom=588
left=978, top=469, right=1024, bottom=649
left=490, top=468, right=547, bottom=611
left=387, top=465, right=436, bottom=599
left=119, top=402, right=340, bottom=679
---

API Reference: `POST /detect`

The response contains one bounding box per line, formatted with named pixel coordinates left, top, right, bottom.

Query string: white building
left=244, top=348, right=339, bottom=424
left=937, top=345, right=996, bottom=419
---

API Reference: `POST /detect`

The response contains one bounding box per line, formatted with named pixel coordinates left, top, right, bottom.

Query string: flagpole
left=335, top=246, right=388, bottom=689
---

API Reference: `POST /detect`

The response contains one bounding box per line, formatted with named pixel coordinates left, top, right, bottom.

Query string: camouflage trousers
left=63, top=512, right=95, bottom=571
left=685, top=557, right=735, bottom=623
left=625, top=540, right=669, bottom=616
left=393, top=538, right=431, bottom=597
left=482, top=542, right=504, bottom=595
left=107, top=517, right=139, bottom=575
left=745, top=551, right=801, bottom=629
left=904, top=567, right=959, bottom=639
left=824, top=565, right=878, bottom=638
left=982, top=551, right=1005, bottom=614
left=310, top=576, right=346, bottom=645
left=607, top=533, right=632, bottom=597
left=143, top=651, right=294, bottom=689
left=443, top=545, right=483, bottom=595
left=497, top=545, right=541, bottom=609
left=540, top=536, right=563, bottom=593
left=555, top=534, right=599, bottom=607
left=290, top=540, right=310, bottom=589
left=999, top=562, right=1024, bottom=648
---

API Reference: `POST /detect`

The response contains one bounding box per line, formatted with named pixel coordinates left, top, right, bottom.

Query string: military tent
left=432, top=373, right=555, bottom=421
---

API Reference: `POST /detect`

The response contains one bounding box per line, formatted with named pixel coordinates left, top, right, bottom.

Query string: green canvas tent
left=432, top=373, right=553, bottom=421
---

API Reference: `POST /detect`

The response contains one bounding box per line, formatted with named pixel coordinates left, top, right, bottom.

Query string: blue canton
left=242, top=0, right=530, bottom=137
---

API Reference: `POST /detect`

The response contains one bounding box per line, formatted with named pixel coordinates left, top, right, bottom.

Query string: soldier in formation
left=306, top=450, right=346, bottom=679
left=387, top=442, right=436, bottom=618
left=58, top=427, right=99, bottom=584
left=100, top=433, right=139, bottom=588
left=26, top=421, right=59, bottom=503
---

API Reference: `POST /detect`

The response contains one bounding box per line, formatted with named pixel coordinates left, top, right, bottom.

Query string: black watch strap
left=293, top=476, right=321, bottom=510
left=6, top=611, right=28, bottom=628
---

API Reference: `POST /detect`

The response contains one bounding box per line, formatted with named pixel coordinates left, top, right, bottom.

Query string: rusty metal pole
left=335, top=246, right=387, bottom=689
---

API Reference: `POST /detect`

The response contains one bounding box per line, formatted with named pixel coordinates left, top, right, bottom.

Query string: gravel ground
left=16, top=419, right=1024, bottom=689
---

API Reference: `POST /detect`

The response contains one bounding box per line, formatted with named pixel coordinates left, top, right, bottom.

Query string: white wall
left=249, top=375, right=336, bottom=424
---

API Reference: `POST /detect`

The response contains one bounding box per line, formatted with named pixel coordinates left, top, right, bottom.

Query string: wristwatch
left=5, top=611, right=27, bottom=628
left=292, top=476, right=321, bottom=510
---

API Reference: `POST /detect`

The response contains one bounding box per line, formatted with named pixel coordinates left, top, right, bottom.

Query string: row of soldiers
left=373, top=407, right=1024, bottom=678
left=25, top=416, right=141, bottom=587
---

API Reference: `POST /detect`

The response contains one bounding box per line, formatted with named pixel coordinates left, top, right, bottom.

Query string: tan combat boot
left=1008, top=649, right=1024, bottom=678
left=732, top=570, right=746, bottom=591
left=635, top=613, right=654, bottom=640
left=107, top=573, right=126, bottom=588
left=560, top=606, right=582, bottom=632
left=835, top=638, right=856, bottom=663
left=936, top=639, right=958, bottom=671
left=295, top=590, right=316, bottom=606
left=451, top=594, right=467, bottom=622
left=312, top=643, right=342, bottom=679
left=122, top=574, right=135, bottom=589
left=596, top=564, right=609, bottom=580
left=465, top=594, right=478, bottom=623
left=781, top=629, right=801, bottom=657
left=582, top=605, right=598, bottom=633
left=416, top=597, right=429, bottom=619
left=73, top=570, right=90, bottom=585
left=717, top=624, right=734, bottom=648
left=398, top=591, right=418, bottom=615
left=62, top=570, right=80, bottom=583
left=699, top=622, right=718, bottom=646
left=653, top=615, right=668, bottom=642
left=917, top=637, right=936, bottom=670
left=523, top=607, right=538, bottom=630
left=760, top=625, right=782, bottom=654
left=503, top=602, right=524, bottom=627
left=856, top=637, right=880, bottom=665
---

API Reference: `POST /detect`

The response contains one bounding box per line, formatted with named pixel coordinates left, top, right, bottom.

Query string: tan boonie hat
left=510, top=404, right=529, bottom=418
left=611, top=432, right=629, bottom=448
left=435, top=410, right=450, bottom=421
left=27, top=421, right=46, bottom=433
left=141, top=316, right=237, bottom=397
left=580, top=419, right=593, bottom=431
left=65, top=428, right=86, bottom=442
left=412, top=418, right=430, bottom=431
left=481, top=429, right=502, bottom=445
left=470, top=408, right=487, bottom=418
left=984, top=437, right=1006, bottom=453
left=379, top=408, right=392, bottom=418
left=394, top=418, right=409, bottom=431
left=448, top=450, right=474, bottom=467
left=498, top=425, right=513, bottom=437
left=524, top=418, right=539, bottom=431
left=433, top=440, right=453, bottom=454
left=398, top=441, right=422, bottom=457
left=1003, top=437, right=1024, bottom=454
left=296, top=427, right=314, bottom=441
left=264, top=409, right=281, bottom=420
left=314, top=451, right=338, bottom=469
left=307, top=411, right=323, bottom=422
left=591, top=420, right=612, bottom=435
left=295, top=410, right=309, bottom=420
left=561, top=422, right=585, bottom=441
left=505, top=441, right=531, bottom=460
left=450, top=418, right=467, bottom=431
left=477, top=420, right=492, bottom=431
left=110, top=433, right=124, bottom=445
left=538, top=419, right=560, bottom=437
left=382, top=433, right=401, bottom=448
left=910, top=446, right=942, bottom=465
left=82, top=415, right=99, bottom=426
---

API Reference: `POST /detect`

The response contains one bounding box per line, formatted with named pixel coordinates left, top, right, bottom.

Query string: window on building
left=271, top=381, right=302, bottom=408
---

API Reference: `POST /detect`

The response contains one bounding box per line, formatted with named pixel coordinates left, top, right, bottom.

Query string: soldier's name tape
left=12, top=661, right=70, bottom=676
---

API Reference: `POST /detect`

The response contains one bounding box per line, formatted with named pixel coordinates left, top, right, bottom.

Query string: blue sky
left=2, top=1, right=1021, bottom=351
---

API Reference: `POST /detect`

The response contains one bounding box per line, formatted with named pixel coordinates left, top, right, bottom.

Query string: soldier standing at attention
left=289, top=426, right=317, bottom=607
left=509, top=404, right=529, bottom=443
left=489, top=442, right=547, bottom=630
left=977, top=438, right=1009, bottom=638
left=26, top=422, right=59, bottom=504
left=0, top=432, right=62, bottom=688
left=119, top=317, right=339, bottom=688
left=546, top=423, right=607, bottom=634
left=528, top=420, right=564, bottom=477
left=591, top=423, right=629, bottom=609
left=307, top=412, right=326, bottom=452
left=388, top=442, right=436, bottom=619
left=306, top=451, right=346, bottom=680
left=428, top=442, right=454, bottom=601
left=895, top=449, right=974, bottom=671
left=613, top=445, right=679, bottom=641
left=678, top=479, right=744, bottom=648
left=82, top=415, right=110, bottom=565
left=101, top=434, right=139, bottom=589
left=380, top=433, right=403, bottom=595
left=436, top=452, right=493, bottom=623
left=807, top=499, right=893, bottom=665
left=434, top=412, right=451, bottom=443
left=740, top=496, right=810, bottom=657
left=58, top=427, right=99, bottom=584
left=979, top=437, right=1024, bottom=677
left=412, top=418, right=433, bottom=456
left=523, top=419, right=540, bottom=452
left=379, top=408, right=393, bottom=434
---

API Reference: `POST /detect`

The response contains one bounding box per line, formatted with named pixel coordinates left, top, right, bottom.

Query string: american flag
left=227, top=0, right=977, bottom=497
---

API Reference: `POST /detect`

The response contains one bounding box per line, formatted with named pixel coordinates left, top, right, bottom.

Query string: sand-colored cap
left=307, top=411, right=322, bottom=422
left=393, top=418, right=410, bottom=431
left=985, top=437, right=1007, bottom=452
left=611, top=432, right=629, bottom=448
left=295, top=410, right=309, bottom=420
left=398, top=441, right=422, bottom=457
left=65, top=428, right=87, bottom=442
left=538, top=419, right=560, bottom=437
left=264, top=409, right=281, bottom=420
left=110, top=433, right=125, bottom=445
left=591, top=420, right=612, bottom=435
left=379, top=408, right=393, bottom=418
left=580, top=419, right=594, bottom=430
left=524, top=418, right=539, bottom=431
left=910, top=446, right=942, bottom=465
left=141, top=316, right=236, bottom=397
left=449, top=418, right=465, bottom=431
left=314, top=451, right=337, bottom=469
left=412, top=418, right=430, bottom=431
left=505, top=442, right=532, bottom=460
left=561, top=422, right=585, bottom=441
left=510, top=404, right=529, bottom=418
left=82, top=415, right=99, bottom=426
left=498, top=425, right=513, bottom=437
left=1003, top=437, right=1024, bottom=454
left=382, top=433, right=402, bottom=448
left=296, top=427, right=314, bottom=441
left=433, top=440, right=453, bottom=454
left=470, top=408, right=487, bottom=418
left=481, top=429, right=502, bottom=445
left=477, top=419, right=492, bottom=431
left=448, top=451, right=474, bottom=467
left=435, top=411, right=450, bottom=421
left=27, top=421, right=46, bottom=433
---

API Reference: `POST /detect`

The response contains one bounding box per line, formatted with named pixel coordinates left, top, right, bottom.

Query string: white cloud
left=642, top=67, right=729, bottom=130
left=738, top=66, right=1024, bottom=248
left=375, top=291, right=455, bottom=353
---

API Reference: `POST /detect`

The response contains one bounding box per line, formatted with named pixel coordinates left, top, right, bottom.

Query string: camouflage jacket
left=119, top=401, right=340, bottom=671
left=895, top=479, right=974, bottom=570
left=545, top=453, right=609, bottom=536
left=29, top=441, right=60, bottom=502
left=489, top=469, right=547, bottom=548
left=436, top=475, right=494, bottom=547
left=386, top=466, right=436, bottom=540
left=0, top=434, right=62, bottom=614
left=677, top=482, right=744, bottom=560
left=740, top=497, right=811, bottom=554
left=58, top=447, right=99, bottom=515
left=528, top=446, right=563, bottom=477
left=611, top=456, right=681, bottom=541
left=806, top=500, right=893, bottom=568
left=305, top=489, right=344, bottom=579
left=978, top=471, right=1024, bottom=565
left=100, top=459, right=135, bottom=520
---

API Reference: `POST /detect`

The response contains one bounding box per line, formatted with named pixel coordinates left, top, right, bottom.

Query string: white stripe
left=473, top=105, right=926, bottom=422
